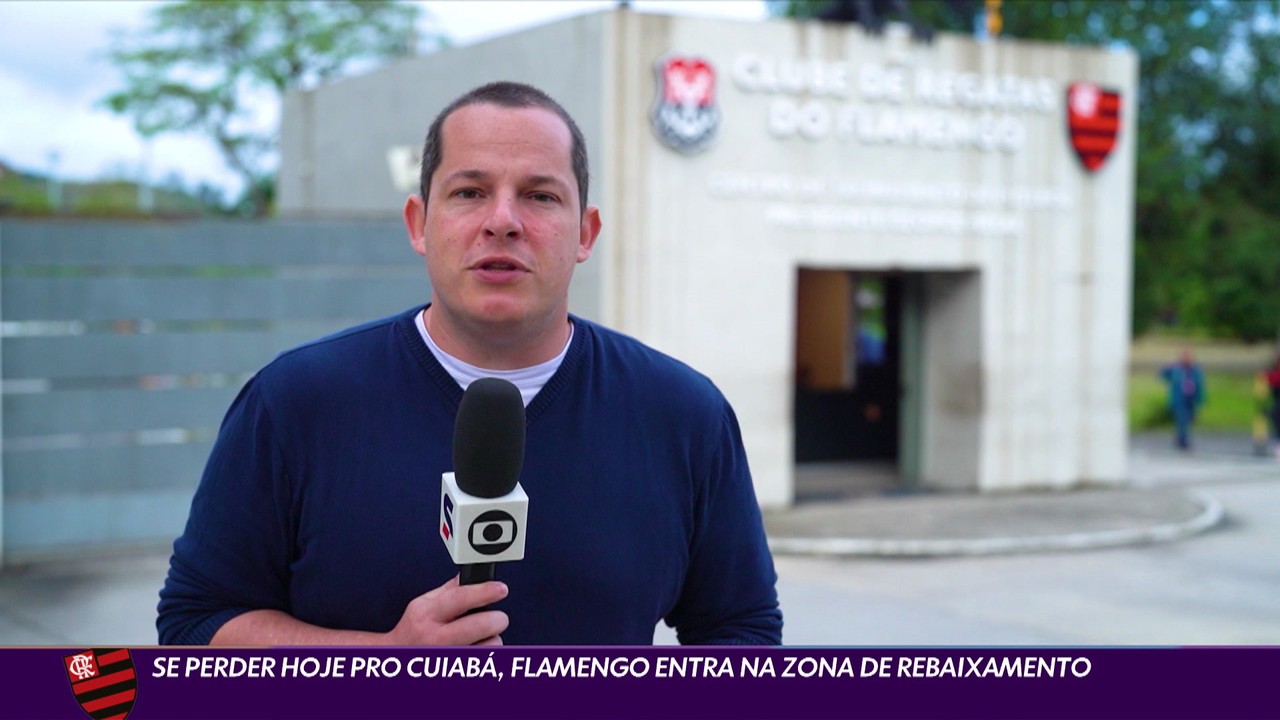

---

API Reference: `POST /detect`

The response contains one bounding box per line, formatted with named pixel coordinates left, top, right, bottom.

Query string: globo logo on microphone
left=469, top=510, right=518, bottom=555
left=439, top=471, right=528, bottom=565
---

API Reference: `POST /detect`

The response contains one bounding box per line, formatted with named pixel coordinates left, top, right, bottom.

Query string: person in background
left=1265, top=353, right=1280, bottom=459
left=1160, top=347, right=1206, bottom=451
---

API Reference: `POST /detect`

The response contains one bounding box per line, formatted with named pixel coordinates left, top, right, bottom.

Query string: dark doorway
left=793, top=269, right=902, bottom=463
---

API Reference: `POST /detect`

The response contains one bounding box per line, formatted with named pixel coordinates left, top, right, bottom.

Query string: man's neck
left=423, top=305, right=571, bottom=370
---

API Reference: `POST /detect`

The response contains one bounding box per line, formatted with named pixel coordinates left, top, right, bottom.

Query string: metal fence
left=0, top=218, right=421, bottom=564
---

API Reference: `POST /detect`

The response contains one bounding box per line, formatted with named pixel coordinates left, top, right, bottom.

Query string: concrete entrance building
left=277, top=9, right=1137, bottom=508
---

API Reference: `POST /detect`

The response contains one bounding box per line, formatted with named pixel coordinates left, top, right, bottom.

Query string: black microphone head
left=453, top=377, right=525, bottom=498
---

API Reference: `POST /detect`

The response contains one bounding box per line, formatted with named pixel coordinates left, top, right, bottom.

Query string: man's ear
left=404, top=195, right=427, bottom=257
left=577, top=205, right=602, bottom=263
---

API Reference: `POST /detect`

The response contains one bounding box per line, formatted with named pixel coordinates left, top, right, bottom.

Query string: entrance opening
left=793, top=268, right=909, bottom=501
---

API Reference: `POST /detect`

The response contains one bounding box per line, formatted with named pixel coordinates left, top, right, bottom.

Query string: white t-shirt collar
left=415, top=309, right=572, bottom=407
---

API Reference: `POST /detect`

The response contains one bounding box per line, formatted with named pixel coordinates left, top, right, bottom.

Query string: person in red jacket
left=1266, top=354, right=1280, bottom=458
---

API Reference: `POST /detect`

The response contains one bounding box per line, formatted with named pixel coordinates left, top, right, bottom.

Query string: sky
left=0, top=1, right=766, bottom=202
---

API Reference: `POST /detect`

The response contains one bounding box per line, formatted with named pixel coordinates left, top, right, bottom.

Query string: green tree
left=1202, top=196, right=1280, bottom=341
left=101, top=0, right=430, bottom=216
left=1002, top=1, right=1280, bottom=341
left=770, top=1, right=1280, bottom=341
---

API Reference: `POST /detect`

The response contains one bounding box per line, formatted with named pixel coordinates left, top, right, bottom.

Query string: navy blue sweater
left=158, top=307, right=782, bottom=645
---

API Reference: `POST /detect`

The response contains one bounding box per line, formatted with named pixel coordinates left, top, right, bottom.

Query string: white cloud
left=0, top=0, right=764, bottom=200
left=420, top=1, right=766, bottom=46
left=0, top=54, right=242, bottom=195
left=0, top=0, right=240, bottom=190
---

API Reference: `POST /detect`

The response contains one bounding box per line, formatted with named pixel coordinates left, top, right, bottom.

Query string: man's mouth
left=472, top=257, right=529, bottom=280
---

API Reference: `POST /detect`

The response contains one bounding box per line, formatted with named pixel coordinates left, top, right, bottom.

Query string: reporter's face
left=410, top=103, right=599, bottom=336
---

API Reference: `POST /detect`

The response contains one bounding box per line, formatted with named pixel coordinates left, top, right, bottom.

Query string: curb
left=767, top=490, right=1225, bottom=558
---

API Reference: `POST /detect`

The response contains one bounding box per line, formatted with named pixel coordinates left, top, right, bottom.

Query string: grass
left=1129, top=370, right=1270, bottom=432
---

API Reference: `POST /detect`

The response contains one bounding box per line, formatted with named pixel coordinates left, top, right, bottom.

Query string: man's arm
left=159, top=378, right=291, bottom=645
left=159, top=379, right=509, bottom=646
left=211, top=577, right=509, bottom=646
left=666, top=400, right=783, bottom=645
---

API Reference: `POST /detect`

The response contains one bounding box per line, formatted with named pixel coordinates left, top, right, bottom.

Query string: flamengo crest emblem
left=651, top=55, right=720, bottom=154
left=1066, top=82, right=1122, bottom=173
left=64, top=648, right=137, bottom=720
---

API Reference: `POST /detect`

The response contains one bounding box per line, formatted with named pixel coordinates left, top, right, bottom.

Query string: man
left=157, top=81, right=782, bottom=646
left=1159, top=347, right=1206, bottom=452
left=1266, top=354, right=1280, bottom=459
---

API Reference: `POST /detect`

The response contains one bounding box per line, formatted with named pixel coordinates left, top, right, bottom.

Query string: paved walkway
left=766, top=431, right=1269, bottom=556
left=766, top=484, right=1222, bottom=557
left=1, top=432, right=1274, bottom=645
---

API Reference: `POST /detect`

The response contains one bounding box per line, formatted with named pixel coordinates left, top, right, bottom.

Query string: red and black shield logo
left=1066, top=82, right=1122, bottom=173
left=64, top=648, right=136, bottom=720
left=651, top=54, right=720, bottom=154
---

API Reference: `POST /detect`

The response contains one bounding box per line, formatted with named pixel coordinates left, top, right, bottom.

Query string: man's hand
left=210, top=575, right=509, bottom=646
left=382, top=575, right=509, bottom=646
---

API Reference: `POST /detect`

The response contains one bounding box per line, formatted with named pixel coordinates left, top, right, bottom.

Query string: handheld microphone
left=440, top=377, right=529, bottom=586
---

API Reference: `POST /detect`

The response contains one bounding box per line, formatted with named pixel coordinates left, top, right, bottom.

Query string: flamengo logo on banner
left=651, top=54, right=720, bottom=154
left=1066, top=82, right=1122, bottom=173
left=64, top=648, right=137, bottom=720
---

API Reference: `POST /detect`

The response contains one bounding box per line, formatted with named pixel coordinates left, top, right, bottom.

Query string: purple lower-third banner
left=4, top=646, right=1276, bottom=719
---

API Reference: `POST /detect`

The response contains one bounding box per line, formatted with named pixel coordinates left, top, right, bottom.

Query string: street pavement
left=764, top=432, right=1280, bottom=646
left=2, top=432, right=1277, bottom=647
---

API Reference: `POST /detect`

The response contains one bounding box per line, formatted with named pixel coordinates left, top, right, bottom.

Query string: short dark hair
left=418, top=81, right=590, bottom=212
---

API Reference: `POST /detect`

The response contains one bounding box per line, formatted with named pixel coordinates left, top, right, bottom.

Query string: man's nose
left=482, top=194, right=523, bottom=239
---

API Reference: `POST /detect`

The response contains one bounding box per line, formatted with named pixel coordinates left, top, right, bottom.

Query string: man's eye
left=454, top=189, right=482, bottom=199
left=530, top=192, right=558, bottom=203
